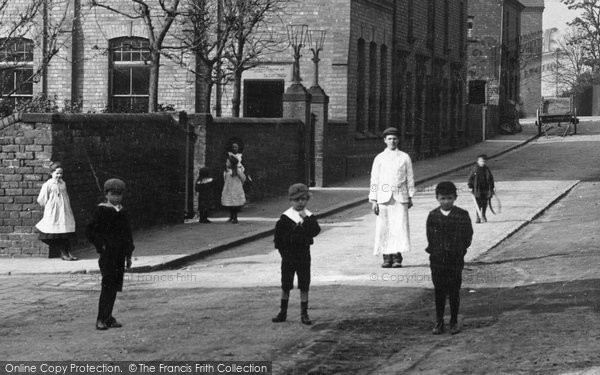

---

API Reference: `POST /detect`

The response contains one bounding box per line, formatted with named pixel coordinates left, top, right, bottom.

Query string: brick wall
left=0, top=114, right=50, bottom=256
left=191, top=115, right=305, bottom=204
left=1, top=113, right=188, bottom=257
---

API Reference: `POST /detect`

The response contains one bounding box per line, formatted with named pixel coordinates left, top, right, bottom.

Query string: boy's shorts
left=281, top=260, right=310, bottom=292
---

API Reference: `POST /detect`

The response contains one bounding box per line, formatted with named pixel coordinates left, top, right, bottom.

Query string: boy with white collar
left=272, top=183, right=321, bottom=325
left=86, top=178, right=135, bottom=331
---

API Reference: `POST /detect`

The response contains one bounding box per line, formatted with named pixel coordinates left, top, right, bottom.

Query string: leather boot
left=59, top=248, right=72, bottom=261
left=391, top=253, right=403, bottom=268
left=64, top=242, right=78, bottom=261
left=96, top=320, right=108, bottom=330
left=272, top=299, right=288, bottom=323
left=432, top=321, right=444, bottom=335
left=300, top=301, right=312, bottom=325
left=381, top=254, right=393, bottom=268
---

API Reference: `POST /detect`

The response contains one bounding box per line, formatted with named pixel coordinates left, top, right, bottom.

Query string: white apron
left=373, top=197, right=411, bottom=255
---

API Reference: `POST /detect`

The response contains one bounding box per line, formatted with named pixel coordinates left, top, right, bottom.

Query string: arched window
left=356, top=38, right=366, bottom=133
left=444, top=0, right=450, bottom=52
left=407, top=0, right=414, bottom=43
left=109, top=37, right=150, bottom=112
left=427, top=0, right=435, bottom=50
left=405, top=71, right=413, bottom=135
left=368, top=41, right=378, bottom=133
left=379, top=45, right=388, bottom=131
left=0, top=38, right=34, bottom=106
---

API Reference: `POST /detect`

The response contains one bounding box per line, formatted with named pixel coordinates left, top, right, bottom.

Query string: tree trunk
left=215, top=67, right=223, bottom=117
left=148, top=50, right=160, bottom=112
left=231, top=69, right=242, bottom=117
left=195, top=57, right=213, bottom=113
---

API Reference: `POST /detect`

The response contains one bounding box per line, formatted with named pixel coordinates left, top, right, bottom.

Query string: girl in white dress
left=221, top=154, right=246, bottom=224
left=36, top=162, right=77, bottom=260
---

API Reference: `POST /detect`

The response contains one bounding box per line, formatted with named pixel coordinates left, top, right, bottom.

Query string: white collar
left=440, top=208, right=452, bottom=216
left=99, top=202, right=123, bottom=212
left=283, top=207, right=313, bottom=224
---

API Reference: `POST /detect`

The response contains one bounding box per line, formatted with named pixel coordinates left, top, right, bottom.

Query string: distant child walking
left=426, top=182, right=473, bottom=335
left=86, top=179, right=135, bottom=331
left=195, top=167, right=214, bottom=223
left=467, top=154, right=495, bottom=223
left=36, top=162, right=77, bottom=261
left=272, top=183, right=321, bottom=325
left=221, top=154, right=246, bottom=224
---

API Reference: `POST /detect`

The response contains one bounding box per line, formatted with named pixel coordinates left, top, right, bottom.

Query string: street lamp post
left=306, top=29, right=326, bottom=89
left=286, top=24, right=308, bottom=84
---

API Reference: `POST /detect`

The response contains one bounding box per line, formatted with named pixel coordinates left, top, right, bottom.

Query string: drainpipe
left=42, top=0, right=48, bottom=95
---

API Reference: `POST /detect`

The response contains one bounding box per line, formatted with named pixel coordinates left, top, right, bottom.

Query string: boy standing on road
left=272, top=183, right=321, bottom=325
left=86, top=178, right=135, bottom=331
left=426, top=182, right=473, bottom=335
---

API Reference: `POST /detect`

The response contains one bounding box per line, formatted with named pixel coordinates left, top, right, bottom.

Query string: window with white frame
left=0, top=38, right=34, bottom=107
left=109, top=37, right=150, bottom=113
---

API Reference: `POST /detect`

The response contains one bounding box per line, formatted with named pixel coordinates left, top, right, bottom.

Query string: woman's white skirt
left=373, top=197, right=411, bottom=255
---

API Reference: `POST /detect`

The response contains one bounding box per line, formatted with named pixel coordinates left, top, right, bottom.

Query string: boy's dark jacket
left=85, top=204, right=135, bottom=258
left=195, top=178, right=215, bottom=208
left=468, top=165, right=495, bottom=199
left=274, top=214, right=321, bottom=262
left=425, top=207, right=473, bottom=266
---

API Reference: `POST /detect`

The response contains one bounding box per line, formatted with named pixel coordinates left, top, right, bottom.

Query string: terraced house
left=1, top=0, right=472, bottom=170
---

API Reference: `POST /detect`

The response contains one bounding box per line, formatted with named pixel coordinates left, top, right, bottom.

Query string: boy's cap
left=104, top=178, right=126, bottom=193
left=382, top=127, right=400, bottom=137
left=288, top=183, right=310, bottom=199
left=435, top=181, right=457, bottom=196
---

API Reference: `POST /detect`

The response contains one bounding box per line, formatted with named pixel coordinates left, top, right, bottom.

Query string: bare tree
left=0, top=0, right=72, bottom=109
left=91, top=0, right=181, bottom=112
left=542, top=27, right=591, bottom=97
left=224, top=0, right=287, bottom=117
left=562, top=0, right=600, bottom=71
left=170, top=0, right=233, bottom=114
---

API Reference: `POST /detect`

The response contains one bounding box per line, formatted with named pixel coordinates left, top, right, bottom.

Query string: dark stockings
left=97, top=285, right=117, bottom=323
left=434, top=287, right=460, bottom=324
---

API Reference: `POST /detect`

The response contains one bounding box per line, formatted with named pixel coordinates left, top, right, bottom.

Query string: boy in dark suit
left=467, top=154, right=495, bottom=223
left=426, top=181, right=473, bottom=335
left=272, top=183, right=321, bottom=325
left=86, top=178, right=135, bottom=331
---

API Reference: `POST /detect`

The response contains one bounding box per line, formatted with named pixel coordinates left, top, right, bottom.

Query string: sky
left=543, top=0, right=582, bottom=32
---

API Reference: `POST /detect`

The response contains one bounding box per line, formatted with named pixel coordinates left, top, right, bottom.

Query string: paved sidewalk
left=1, top=125, right=539, bottom=275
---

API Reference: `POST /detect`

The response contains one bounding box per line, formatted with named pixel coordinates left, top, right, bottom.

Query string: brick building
left=467, top=0, right=525, bottom=113
left=232, top=0, right=470, bottom=169
left=2, top=0, right=469, bottom=170
left=519, top=0, right=544, bottom=117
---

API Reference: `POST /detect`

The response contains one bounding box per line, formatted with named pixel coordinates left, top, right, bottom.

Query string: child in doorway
left=426, top=181, right=473, bottom=335
left=272, top=183, right=321, bottom=325
left=195, top=167, right=214, bottom=223
left=86, top=178, right=135, bottom=331
left=467, top=154, right=495, bottom=223
left=36, top=162, right=77, bottom=261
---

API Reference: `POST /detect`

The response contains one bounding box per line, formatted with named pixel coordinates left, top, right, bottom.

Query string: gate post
left=309, top=85, right=329, bottom=187
left=283, top=83, right=312, bottom=186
